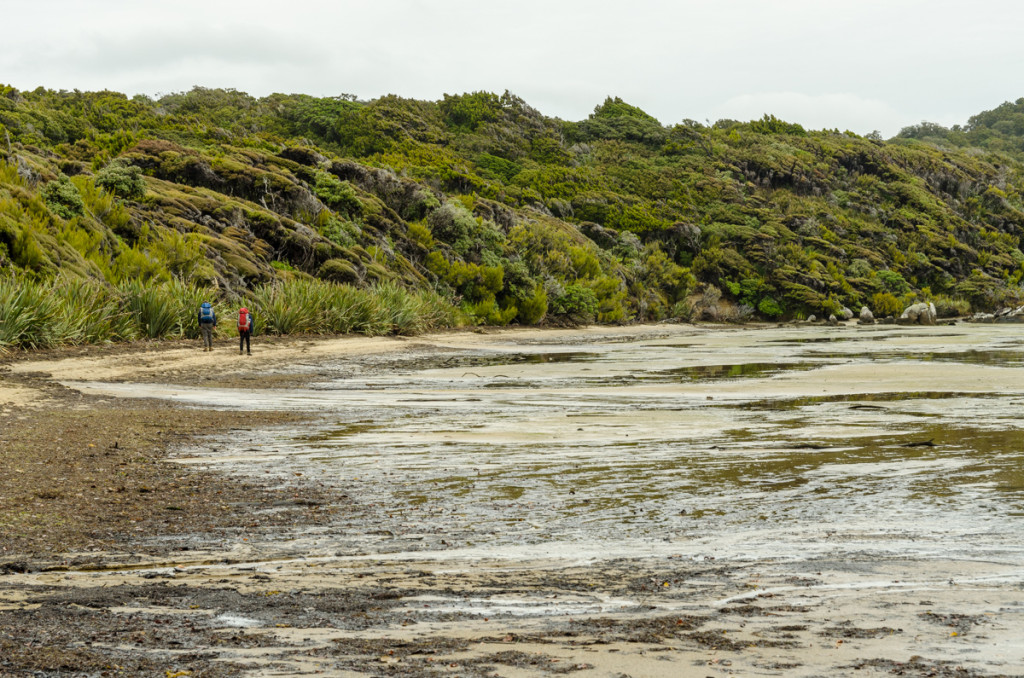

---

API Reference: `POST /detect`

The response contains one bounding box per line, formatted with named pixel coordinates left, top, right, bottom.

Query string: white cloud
left=2, top=0, right=1024, bottom=136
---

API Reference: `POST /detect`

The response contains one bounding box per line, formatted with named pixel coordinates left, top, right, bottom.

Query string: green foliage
left=6, top=84, right=1024, bottom=331
left=41, top=175, right=84, bottom=218
left=749, top=114, right=807, bottom=136
left=591, top=97, right=660, bottom=123
left=95, top=159, right=146, bottom=199
left=426, top=251, right=504, bottom=302
left=476, top=153, right=521, bottom=182
left=118, top=278, right=187, bottom=338
left=876, top=269, right=912, bottom=296
left=427, top=201, right=504, bottom=258
left=0, top=275, right=212, bottom=349
left=314, top=171, right=362, bottom=215
left=0, top=278, right=56, bottom=349
left=516, top=284, right=548, bottom=324
left=757, top=297, right=784, bottom=318
left=551, top=283, right=599, bottom=323
left=440, top=91, right=502, bottom=130
left=245, top=278, right=458, bottom=336
left=248, top=279, right=327, bottom=335
left=570, top=97, right=667, bottom=147
left=871, top=292, right=903, bottom=317
left=931, top=295, right=971, bottom=318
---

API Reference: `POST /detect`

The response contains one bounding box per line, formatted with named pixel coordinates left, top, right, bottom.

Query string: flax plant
left=0, top=273, right=458, bottom=353
left=248, top=279, right=329, bottom=335
left=52, top=277, right=137, bottom=344
left=117, top=279, right=183, bottom=339
left=0, top=279, right=42, bottom=350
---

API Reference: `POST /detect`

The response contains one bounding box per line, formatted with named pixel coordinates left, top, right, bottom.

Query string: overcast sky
left=3, top=0, right=1023, bottom=137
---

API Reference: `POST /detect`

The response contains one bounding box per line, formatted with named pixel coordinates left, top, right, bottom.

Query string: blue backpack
left=199, top=302, right=215, bottom=323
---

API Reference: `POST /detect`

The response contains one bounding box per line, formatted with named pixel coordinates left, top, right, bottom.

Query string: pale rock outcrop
left=973, top=305, right=1024, bottom=323
left=898, top=302, right=936, bottom=325
left=996, top=305, right=1024, bottom=323
left=858, top=306, right=875, bottom=324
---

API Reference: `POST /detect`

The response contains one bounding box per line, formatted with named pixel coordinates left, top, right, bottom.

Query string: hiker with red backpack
left=237, top=307, right=254, bottom=355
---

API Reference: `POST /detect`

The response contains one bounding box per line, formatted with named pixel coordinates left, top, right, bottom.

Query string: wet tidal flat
left=6, top=323, right=1024, bottom=677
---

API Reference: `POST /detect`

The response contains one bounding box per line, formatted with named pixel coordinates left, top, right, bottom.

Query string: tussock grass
left=0, top=275, right=459, bottom=352
left=52, top=277, right=137, bottom=344
left=0, top=281, right=43, bottom=350
left=248, top=279, right=329, bottom=335
left=246, top=279, right=459, bottom=337
left=117, top=279, right=181, bottom=339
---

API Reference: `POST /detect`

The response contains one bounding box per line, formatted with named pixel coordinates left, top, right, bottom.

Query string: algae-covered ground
left=2, top=323, right=1023, bottom=677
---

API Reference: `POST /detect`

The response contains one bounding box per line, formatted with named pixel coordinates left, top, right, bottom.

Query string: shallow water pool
left=84, top=324, right=1024, bottom=570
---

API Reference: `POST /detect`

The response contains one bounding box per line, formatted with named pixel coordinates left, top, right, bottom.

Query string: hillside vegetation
left=3, top=85, right=1024, bottom=347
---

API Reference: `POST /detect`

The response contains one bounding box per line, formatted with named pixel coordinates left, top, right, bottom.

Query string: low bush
left=95, top=160, right=146, bottom=199
left=871, top=291, right=903, bottom=317
left=40, top=175, right=84, bottom=219
left=932, top=295, right=972, bottom=318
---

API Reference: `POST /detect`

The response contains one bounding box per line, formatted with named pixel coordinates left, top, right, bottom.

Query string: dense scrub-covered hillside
left=2, top=85, right=1024, bottom=337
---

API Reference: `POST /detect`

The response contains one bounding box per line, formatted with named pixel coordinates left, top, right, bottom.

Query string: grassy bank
left=0, top=276, right=460, bottom=351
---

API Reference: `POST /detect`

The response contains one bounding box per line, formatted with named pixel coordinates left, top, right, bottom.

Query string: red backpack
left=238, top=308, right=251, bottom=332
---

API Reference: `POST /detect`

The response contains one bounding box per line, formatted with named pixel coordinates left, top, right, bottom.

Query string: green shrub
left=246, top=278, right=457, bottom=336
left=932, top=295, right=971, bottom=318
left=871, top=291, right=903, bottom=317
left=757, top=297, right=784, bottom=318
left=375, top=281, right=427, bottom=334
left=53, top=277, right=138, bottom=344
left=516, top=285, right=548, bottom=324
left=464, top=298, right=517, bottom=326
left=427, top=201, right=504, bottom=258
left=406, top=221, right=433, bottom=248
left=551, top=283, right=598, bottom=323
left=670, top=299, right=696, bottom=321
left=314, top=171, right=362, bottom=215
left=0, top=272, right=456, bottom=351
left=41, top=175, right=84, bottom=219
left=426, top=252, right=504, bottom=303
left=592, top=275, right=628, bottom=323
left=95, top=160, right=146, bottom=199
left=876, top=269, right=911, bottom=296
left=0, top=276, right=169, bottom=349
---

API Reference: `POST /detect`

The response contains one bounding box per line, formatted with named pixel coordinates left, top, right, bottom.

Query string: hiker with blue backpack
left=198, top=301, right=217, bottom=352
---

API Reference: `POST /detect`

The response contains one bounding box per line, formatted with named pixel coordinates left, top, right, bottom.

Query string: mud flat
left=2, top=323, right=1024, bottom=677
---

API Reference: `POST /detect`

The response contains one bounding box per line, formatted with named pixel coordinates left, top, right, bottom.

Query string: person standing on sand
left=237, top=306, right=253, bottom=355
left=198, top=301, right=217, bottom=352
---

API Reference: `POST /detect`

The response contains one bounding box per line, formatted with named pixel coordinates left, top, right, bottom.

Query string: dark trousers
left=239, top=330, right=251, bottom=353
